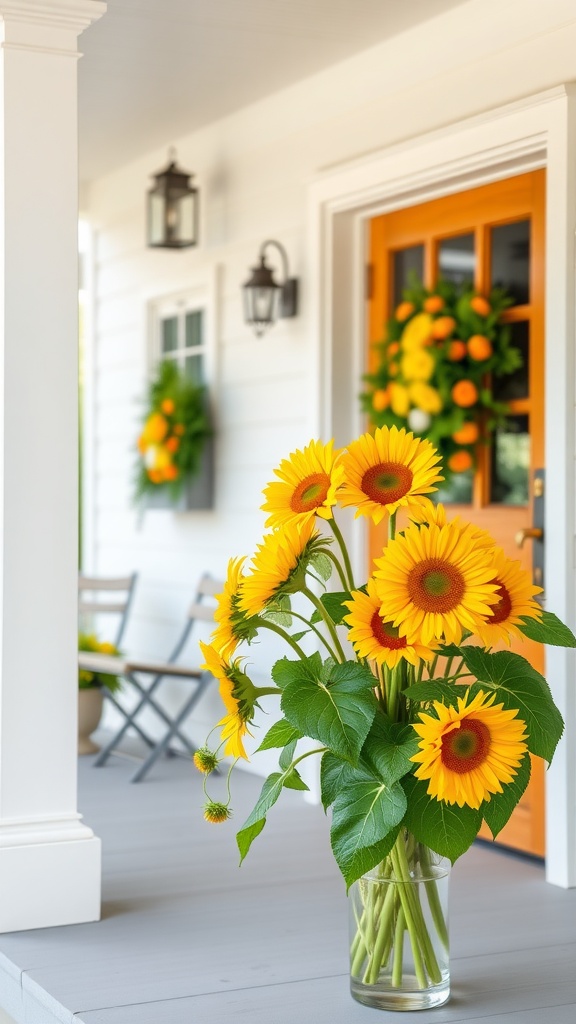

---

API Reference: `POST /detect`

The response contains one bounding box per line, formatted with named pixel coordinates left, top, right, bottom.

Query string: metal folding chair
left=80, top=573, right=222, bottom=782
left=79, top=573, right=138, bottom=647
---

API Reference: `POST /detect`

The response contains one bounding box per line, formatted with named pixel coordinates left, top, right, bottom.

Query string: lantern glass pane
left=254, top=287, right=276, bottom=323
left=148, top=193, right=166, bottom=245
left=178, top=194, right=195, bottom=245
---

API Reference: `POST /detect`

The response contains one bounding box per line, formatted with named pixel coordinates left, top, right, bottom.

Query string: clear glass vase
left=349, top=833, right=450, bottom=1011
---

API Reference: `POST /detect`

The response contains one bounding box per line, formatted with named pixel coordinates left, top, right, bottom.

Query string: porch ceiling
left=78, top=0, right=468, bottom=182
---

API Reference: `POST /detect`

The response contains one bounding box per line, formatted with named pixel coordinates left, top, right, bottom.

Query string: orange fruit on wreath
left=452, top=421, right=479, bottom=445
left=142, top=412, right=168, bottom=444
left=467, top=335, right=493, bottom=361
left=448, top=449, right=474, bottom=473
left=452, top=379, right=478, bottom=408
left=431, top=316, right=457, bottom=340
left=395, top=301, right=414, bottom=322
left=470, top=296, right=491, bottom=317
left=372, top=388, right=390, bottom=412
left=387, top=341, right=400, bottom=357
left=166, top=436, right=180, bottom=453
left=164, top=464, right=179, bottom=481
left=161, top=398, right=176, bottom=415
left=447, top=340, right=467, bottom=361
left=424, top=295, right=444, bottom=314
left=148, top=468, right=163, bottom=484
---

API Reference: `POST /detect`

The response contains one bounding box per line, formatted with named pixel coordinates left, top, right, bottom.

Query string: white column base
left=0, top=819, right=101, bottom=932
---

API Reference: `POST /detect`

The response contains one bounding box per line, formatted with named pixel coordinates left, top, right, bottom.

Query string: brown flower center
left=370, top=612, right=407, bottom=650
left=361, top=462, right=413, bottom=506
left=441, top=719, right=490, bottom=773
left=407, top=558, right=465, bottom=613
left=290, top=473, right=330, bottom=513
left=486, top=581, right=512, bottom=625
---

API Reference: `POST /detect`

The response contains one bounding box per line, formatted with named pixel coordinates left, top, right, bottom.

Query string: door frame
left=308, top=84, right=576, bottom=887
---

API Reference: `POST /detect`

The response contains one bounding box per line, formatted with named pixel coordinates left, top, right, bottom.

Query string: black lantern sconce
left=242, top=240, right=299, bottom=336
left=147, top=149, right=199, bottom=249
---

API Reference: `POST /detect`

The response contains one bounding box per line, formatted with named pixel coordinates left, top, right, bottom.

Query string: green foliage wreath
left=361, top=279, right=522, bottom=479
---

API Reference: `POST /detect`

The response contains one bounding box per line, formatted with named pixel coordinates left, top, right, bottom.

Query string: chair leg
left=129, top=674, right=212, bottom=783
left=93, top=679, right=163, bottom=766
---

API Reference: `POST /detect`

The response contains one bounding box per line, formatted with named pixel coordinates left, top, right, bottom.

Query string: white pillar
left=0, top=0, right=106, bottom=931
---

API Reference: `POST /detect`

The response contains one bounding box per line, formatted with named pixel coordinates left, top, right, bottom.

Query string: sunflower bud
left=193, top=747, right=220, bottom=774
left=203, top=801, right=231, bottom=824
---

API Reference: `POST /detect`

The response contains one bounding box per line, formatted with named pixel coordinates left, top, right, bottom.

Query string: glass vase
left=349, top=833, right=450, bottom=1011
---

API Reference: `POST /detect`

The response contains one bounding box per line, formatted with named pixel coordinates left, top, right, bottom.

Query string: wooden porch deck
left=0, top=749, right=575, bottom=1024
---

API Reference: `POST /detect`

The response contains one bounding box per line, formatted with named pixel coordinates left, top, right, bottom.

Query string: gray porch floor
left=0, top=748, right=575, bottom=1024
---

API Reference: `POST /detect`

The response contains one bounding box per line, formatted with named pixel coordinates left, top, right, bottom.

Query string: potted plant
left=78, top=633, right=122, bottom=755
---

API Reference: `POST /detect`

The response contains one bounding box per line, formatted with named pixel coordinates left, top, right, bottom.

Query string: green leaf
left=271, top=652, right=322, bottom=690
left=283, top=768, right=309, bottom=791
left=482, top=754, right=531, bottom=839
left=519, top=611, right=576, bottom=648
left=403, top=679, right=461, bottom=707
left=310, top=551, right=332, bottom=582
left=291, top=630, right=309, bottom=643
left=279, top=738, right=297, bottom=770
left=402, top=775, right=482, bottom=862
left=256, top=718, right=302, bottom=752
left=459, top=646, right=564, bottom=763
left=320, top=751, right=356, bottom=810
left=281, top=660, right=378, bottom=764
left=237, top=763, right=307, bottom=861
left=336, top=830, right=402, bottom=891
left=331, top=778, right=407, bottom=887
left=263, top=595, right=293, bottom=627
left=311, top=591, right=352, bottom=626
left=360, top=715, right=420, bottom=785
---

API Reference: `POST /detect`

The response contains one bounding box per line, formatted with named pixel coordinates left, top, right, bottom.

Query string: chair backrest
left=78, top=573, right=138, bottom=647
left=165, top=573, right=223, bottom=664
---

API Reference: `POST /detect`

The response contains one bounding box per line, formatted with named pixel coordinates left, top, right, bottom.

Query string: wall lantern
left=242, top=240, right=298, bottom=336
left=147, top=149, right=198, bottom=249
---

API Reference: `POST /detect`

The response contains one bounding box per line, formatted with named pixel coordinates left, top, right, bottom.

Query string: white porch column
left=0, top=0, right=106, bottom=931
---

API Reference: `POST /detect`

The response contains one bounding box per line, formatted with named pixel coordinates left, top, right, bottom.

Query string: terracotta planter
left=78, top=688, right=104, bottom=755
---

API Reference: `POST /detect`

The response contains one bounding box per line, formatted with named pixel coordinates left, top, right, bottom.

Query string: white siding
left=86, top=0, right=576, bottom=779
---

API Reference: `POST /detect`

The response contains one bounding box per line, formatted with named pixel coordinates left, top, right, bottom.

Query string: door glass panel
left=493, top=321, right=529, bottom=402
left=490, top=414, right=530, bottom=505
left=392, top=245, right=424, bottom=306
left=435, top=472, right=474, bottom=506
left=161, top=316, right=178, bottom=353
left=490, top=220, right=530, bottom=305
left=438, top=233, right=475, bottom=287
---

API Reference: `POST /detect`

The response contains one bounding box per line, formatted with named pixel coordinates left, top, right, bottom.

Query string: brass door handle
left=515, top=527, right=543, bottom=548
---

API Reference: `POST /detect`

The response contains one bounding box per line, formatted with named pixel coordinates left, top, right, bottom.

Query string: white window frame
left=146, top=273, right=218, bottom=388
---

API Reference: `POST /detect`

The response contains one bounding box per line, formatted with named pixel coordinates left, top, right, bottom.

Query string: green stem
left=303, top=586, right=347, bottom=662
left=389, top=511, right=397, bottom=541
left=328, top=517, right=356, bottom=591
left=392, top=904, right=405, bottom=988
left=287, top=609, right=340, bottom=660
left=419, top=846, right=449, bottom=953
left=390, top=840, right=429, bottom=989
left=255, top=618, right=307, bottom=660
left=319, top=547, right=349, bottom=592
left=362, top=879, right=396, bottom=984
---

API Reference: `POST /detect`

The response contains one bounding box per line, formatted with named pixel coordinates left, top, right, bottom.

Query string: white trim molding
left=308, top=84, right=576, bottom=887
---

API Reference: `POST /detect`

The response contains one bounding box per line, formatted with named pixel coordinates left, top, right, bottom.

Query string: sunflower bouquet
left=196, top=426, right=573, bottom=1009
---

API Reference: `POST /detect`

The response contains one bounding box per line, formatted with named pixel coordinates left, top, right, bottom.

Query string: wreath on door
left=361, top=279, right=522, bottom=479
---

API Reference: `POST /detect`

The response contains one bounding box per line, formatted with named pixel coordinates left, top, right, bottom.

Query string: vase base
left=351, top=975, right=450, bottom=1011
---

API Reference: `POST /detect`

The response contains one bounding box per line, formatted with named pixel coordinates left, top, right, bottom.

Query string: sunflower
left=473, top=548, right=542, bottom=648
left=373, top=519, right=499, bottom=645
left=200, top=642, right=259, bottom=760
left=261, top=439, right=344, bottom=529
left=343, top=578, right=438, bottom=669
left=338, top=425, right=443, bottom=525
left=411, top=689, right=528, bottom=809
left=211, top=557, right=257, bottom=659
left=238, top=519, right=320, bottom=618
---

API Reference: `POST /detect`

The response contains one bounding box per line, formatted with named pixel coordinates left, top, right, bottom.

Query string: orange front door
left=367, top=170, right=546, bottom=856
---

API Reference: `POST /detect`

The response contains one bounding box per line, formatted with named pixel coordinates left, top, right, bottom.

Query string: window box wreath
left=361, top=280, right=522, bottom=479
left=135, top=360, right=213, bottom=510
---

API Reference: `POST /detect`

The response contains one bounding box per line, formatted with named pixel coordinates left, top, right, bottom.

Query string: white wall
left=85, top=0, right=576, bottom=776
